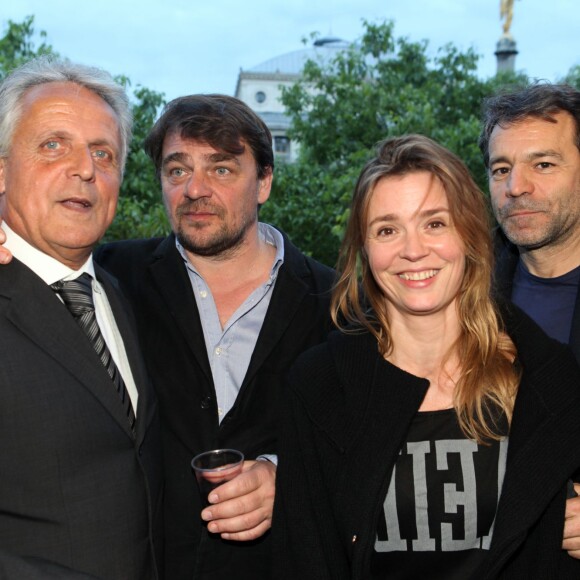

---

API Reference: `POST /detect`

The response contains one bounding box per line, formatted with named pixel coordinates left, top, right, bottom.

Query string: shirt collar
left=4, top=222, right=95, bottom=285
left=175, top=222, right=285, bottom=278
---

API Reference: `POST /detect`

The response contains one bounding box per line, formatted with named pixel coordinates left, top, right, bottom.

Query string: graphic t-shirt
left=371, top=409, right=508, bottom=579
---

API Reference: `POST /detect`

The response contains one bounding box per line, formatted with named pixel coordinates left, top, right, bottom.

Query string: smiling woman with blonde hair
left=273, top=134, right=580, bottom=579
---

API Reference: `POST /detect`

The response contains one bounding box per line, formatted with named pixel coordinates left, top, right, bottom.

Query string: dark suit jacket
left=0, top=259, right=163, bottom=579
left=494, top=230, right=580, bottom=364
left=273, top=305, right=580, bottom=579
left=95, top=232, right=336, bottom=580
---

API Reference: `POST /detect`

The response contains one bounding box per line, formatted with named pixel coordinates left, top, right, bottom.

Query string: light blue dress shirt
left=176, top=223, right=284, bottom=425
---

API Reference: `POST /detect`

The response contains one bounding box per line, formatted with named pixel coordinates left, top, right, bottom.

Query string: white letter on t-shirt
left=436, top=439, right=478, bottom=551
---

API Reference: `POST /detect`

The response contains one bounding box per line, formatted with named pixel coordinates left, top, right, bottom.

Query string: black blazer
left=273, top=305, right=580, bottom=579
left=494, top=230, right=580, bottom=365
left=95, top=232, right=336, bottom=580
left=0, top=259, right=163, bottom=579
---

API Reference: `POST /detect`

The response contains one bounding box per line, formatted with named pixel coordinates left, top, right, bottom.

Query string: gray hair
left=0, top=56, right=132, bottom=172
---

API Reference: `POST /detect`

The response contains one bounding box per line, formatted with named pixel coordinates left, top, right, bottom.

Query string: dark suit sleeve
left=0, top=551, right=102, bottom=579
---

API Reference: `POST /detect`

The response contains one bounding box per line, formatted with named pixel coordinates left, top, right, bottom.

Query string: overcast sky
left=3, top=0, right=579, bottom=102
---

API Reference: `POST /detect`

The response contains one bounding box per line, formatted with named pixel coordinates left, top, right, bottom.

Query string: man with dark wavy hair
left=480, top=81, right=580, bottom=559
left=96, top=94, right=335, bottom=579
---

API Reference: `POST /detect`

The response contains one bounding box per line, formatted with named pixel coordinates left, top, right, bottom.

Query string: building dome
left=248, top=38, right=350, bottom=76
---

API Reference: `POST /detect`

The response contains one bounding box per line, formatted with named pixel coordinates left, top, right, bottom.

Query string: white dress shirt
left=4, top=223, right=139, bottom=413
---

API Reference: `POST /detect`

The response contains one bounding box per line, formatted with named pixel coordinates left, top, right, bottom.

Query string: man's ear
left=257, top=167, right=273, bottom=206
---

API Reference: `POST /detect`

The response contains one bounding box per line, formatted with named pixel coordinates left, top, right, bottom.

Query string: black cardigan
left=273, top=304, right=580, bottom=579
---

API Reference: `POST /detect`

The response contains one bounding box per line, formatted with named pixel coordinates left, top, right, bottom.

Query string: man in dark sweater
left=479, top=82, right=580, bottom=362
left=479, top=82, right=580, bottom=558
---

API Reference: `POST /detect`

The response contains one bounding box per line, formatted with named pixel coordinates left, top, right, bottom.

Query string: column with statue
left=496, top=0, right=519, bottom=73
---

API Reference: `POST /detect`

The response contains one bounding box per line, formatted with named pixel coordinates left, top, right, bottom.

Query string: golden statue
left=500, top=0, right=515, bottom=37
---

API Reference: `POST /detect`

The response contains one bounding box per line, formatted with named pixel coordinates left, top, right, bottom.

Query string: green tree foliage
left=562, top=64, right=580, bottom=90
left=104, top=83, right=169, bottom=241
left=261, top=20, right=527, bottom=266
left=0, top=16, right=55, bottom=78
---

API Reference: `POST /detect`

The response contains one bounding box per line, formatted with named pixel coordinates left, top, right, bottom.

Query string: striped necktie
left=51, top=273, right=136, bottom=434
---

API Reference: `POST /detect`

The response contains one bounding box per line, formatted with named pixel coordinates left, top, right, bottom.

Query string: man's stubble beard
left=174, top=200, right=256, bottom=260
left=496, top=192, right=580, bottom=252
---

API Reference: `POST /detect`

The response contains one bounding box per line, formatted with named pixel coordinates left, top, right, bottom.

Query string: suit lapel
left=243, top=260, right=308, bottom=387
left=148, top=236, right=213, bottom=384
left=2, top=260, right=135, bottom=437
left=95, top=264, right=154, bottom=442
left=243, top=237, right=329, bottom=390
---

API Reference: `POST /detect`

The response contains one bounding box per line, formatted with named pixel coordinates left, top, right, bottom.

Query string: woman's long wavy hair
left=331, top=134, right=520, bottom=443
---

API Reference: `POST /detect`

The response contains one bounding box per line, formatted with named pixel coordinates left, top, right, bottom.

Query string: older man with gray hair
left=0, top=57, right=162, bottom=579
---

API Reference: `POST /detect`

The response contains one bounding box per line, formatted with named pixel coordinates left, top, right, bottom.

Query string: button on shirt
left=177, top=223, right=284, bottom=424
left=4, top=223, right=139, bottom=413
